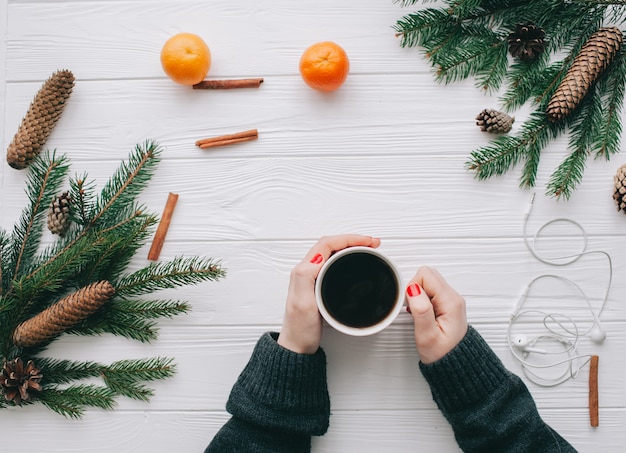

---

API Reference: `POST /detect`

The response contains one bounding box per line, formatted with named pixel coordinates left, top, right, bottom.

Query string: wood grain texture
left=1, top=408, right=623, bottom=453
left=2, top=0, right=625, bottom=451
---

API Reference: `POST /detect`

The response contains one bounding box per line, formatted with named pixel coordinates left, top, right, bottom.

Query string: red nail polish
left=406, top=306, right=412, bottom=314
left=311, top=253, right=323, bottom=264
left=406, top=283, right=421, bottom=297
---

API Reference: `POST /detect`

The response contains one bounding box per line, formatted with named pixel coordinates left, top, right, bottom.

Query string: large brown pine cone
left=6, top=69, right=75, bottom=169
left=12, top=281, right=115, bottom=348
left=546, top=28, right=623, bottom=122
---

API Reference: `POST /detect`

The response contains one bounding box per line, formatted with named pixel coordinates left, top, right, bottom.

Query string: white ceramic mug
left=315, top=246, right=404, bottom=336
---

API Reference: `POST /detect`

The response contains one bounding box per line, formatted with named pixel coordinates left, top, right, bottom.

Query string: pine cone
left=613, top=164, right=626, bottom=213
left=476, top=108, right=515, bottom=133
left=47, top=191, right=72, bottom=236
left=12, top=281, right=115, bottom=348
left=6, top=69, right=75, bottom=170
left=547, top=27, right=623, bottom=122
left=508, top=22, right=546, bottom=62
left=1, top=358, right=43, bottom=404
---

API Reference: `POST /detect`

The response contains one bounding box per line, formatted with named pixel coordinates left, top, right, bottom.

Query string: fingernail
left=406, top=283, right=421, bottom=298
left=406, top=305, right=412, bottom=314
left=311, top=253, right=323, bottom=264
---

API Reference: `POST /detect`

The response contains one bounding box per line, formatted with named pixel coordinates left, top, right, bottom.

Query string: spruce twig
left=37, top=385, right=115, bottom=419
left=115, top=256, right=225, bottom=297
left=394, top=0, right=626, bottom=198
left=0, top=141, right=225, bottom=417
left=101, top=357, right=175, bottom=401
left=8, top=152, right=69, bottom=282
left=594, top=47, right=626, bottom=158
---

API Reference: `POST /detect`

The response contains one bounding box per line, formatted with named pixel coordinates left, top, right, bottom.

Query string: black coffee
left=320, top=252, right=398, bottom=328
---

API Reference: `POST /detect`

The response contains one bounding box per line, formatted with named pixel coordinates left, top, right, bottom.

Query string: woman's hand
left=277, top=234, right=381, bottom=354
left=405, top=266, right=468, bottom=364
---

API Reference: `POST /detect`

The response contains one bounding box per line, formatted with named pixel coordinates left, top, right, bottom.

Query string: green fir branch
left=545, top=84, right=604, bottom=198
left=475, top=40, right=509, bottom=91
left=594, top=48, right=626, bottom=159
left=68, top=174, right=97, bottom=226
left=101, top=357, right=176, bottom=401
left=20, top=142, right=160, bottom=293
left=77, top=209, right=157, bottom=286
left=37, top=385, right=116, bottom=418
left=90, top=140, right=161, bottom=230
left=394, top=9, right=457, bottom=49
left=35, top=358, right=103, bottom=384
left=0, top=140, right=225, bottom=417
left=434, top=33, right=506, bottom=87
left=11, top=233, right=107, bottom=320
left=501, top=57, right=550, bottom=112
left=68, top=298, right=189, bottom=343
left=519, top=136, right=542, bottom=189
left=69, top=314, right=160, bottom=343
left=394, top=0, right=626, bottom=198
left=112, top=299, right=191, bottom=319
left=546, top=147, right=589, bottom=199
left=447, top=0, right=484, bottom=20
left=467, top=112, right=561, bottom=183
left=7, top=152, right=69, bottom=283
left=115, top=256, right=225, bottom=297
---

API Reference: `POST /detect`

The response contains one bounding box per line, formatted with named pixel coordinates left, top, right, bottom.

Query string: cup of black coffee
left=315, top=246, right=403, bottom=336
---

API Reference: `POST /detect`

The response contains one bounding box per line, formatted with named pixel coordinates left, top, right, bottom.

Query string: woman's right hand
left=404, top=266, right=468, bottom=364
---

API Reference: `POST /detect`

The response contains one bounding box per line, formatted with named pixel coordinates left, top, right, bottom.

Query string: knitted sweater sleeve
left=205, top=332, right=330, bottom=453
left=419, top=326, right=577, bottom=453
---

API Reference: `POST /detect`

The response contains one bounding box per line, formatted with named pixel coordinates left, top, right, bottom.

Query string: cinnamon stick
left=192, top=78, right=264, bottom=90
left=147, top=192, right=179, bottom=261
left=589, top=355, right=599, bottom=427
left=195, top=129, right=258, bottom=149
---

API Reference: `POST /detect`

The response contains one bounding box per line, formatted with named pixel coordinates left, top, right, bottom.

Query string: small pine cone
left=508, top=22, right=546, bottom=62
left=547, top=27, right=623, bottom=122
left=1, top=358, right=43, bottom=404
left=613, top=164, right=626, bottom=213
left=475, top=109, right=515, bottom=133
left=12, top=281, right=115, bottom=348
left=47, top=191, right=71, bottom=236
left=6, top=69, right=75, bottom=169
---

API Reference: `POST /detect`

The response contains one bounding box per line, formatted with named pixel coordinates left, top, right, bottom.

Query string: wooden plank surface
left=2, top=1, right=625, bottom=451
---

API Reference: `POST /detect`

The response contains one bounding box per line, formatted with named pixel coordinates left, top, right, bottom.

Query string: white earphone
left=589, top=322, right=607, bottom=344
left=507, top=194, right=612, bottom=387
left=511, top=334, right=547, bottom=354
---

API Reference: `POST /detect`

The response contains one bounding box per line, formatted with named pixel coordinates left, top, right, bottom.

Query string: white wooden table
left=1, top=1, right=624, bottom=451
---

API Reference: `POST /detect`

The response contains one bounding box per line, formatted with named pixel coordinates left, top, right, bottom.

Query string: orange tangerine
left=299, top=41, right=350, bottom=92
left=160, top=33, right=211, bottom=86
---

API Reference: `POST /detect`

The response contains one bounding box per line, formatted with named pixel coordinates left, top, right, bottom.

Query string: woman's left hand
left=277, top=234, right=381, bottom=354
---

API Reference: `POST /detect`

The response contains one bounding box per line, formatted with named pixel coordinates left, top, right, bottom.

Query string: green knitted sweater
left=205, top=327, right=576, bottom=452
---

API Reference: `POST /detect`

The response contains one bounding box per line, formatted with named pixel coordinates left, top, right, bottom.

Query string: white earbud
left=511, top=334, right=547, bottom=354
left=589, top=322, right=606, bottom=344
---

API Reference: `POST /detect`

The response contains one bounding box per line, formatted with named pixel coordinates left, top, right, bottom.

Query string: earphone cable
left=508, top=194, right=613, bottom=386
